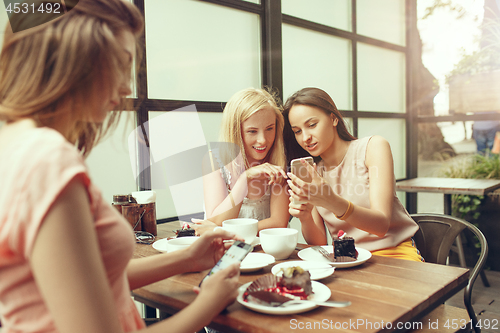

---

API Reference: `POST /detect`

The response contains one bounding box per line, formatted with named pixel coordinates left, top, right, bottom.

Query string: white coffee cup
left=216, top=218, right=258, bottom=244
left=259, top=228, right=298, bottom=259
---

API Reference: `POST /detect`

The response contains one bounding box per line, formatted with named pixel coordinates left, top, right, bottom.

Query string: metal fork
left=278, top=299, right=351, bottom=308
left=310, top=246, right=334, bottom=262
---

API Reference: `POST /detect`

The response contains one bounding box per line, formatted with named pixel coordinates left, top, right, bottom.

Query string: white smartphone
left=290, top=157, right=314, bottom=204
left=200, top=240, right=252, bottom=285
left=290, top=157, right=314, bottom=182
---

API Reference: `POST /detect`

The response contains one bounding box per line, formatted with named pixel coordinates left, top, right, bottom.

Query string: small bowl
left=164, top=236, right=199, bottom=252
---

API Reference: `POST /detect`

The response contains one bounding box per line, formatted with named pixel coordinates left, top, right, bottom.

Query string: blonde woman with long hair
left=202, top=88, right=290, bottom=231
left=0, top=1, right=241, bottom=332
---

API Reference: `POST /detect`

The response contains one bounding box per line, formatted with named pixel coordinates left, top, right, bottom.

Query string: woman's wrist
left=196, top=288, right=227, bottom=317
left=175, top=247, right=196, bottom=271
left=244, top=168, right=256, bottom=183
left=182, top=296, right=218, bottom=330
left=321, top=191, right=347, bottom=218
left=334, top=200, right=354, bottom=220
left=299, top=212, right=315, bottom=226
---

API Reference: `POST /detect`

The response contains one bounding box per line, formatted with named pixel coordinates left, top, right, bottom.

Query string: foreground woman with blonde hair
left=0, top=1, right=240, bottom=332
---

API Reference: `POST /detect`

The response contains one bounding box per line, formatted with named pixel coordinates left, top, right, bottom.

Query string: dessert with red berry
left=278, top=266, right=313, bottom=298
left=333, top=230, right=357, bottom=262
left=243, top=268, right=313, bottom=305
left=174, top=222, right=195, bottom=237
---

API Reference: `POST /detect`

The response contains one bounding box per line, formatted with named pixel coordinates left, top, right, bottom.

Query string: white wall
left=86, top=112, right=139, bottom=204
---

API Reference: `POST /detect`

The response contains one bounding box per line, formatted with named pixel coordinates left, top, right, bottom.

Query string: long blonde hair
left=0, top=0, right=143, bottom=156
left=219, top=88, right=286, bottom=171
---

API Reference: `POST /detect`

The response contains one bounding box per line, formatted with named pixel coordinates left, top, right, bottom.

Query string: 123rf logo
left=3, top=0, right=79, bottom=33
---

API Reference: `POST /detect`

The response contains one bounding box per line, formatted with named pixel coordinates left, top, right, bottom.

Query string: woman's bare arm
left=31, top=178, right=124, bottom=333
left=255, top=183, right=290, bottom=231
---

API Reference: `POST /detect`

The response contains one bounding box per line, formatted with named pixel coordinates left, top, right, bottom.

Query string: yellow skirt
left=371, top=239, right=424, bottom=262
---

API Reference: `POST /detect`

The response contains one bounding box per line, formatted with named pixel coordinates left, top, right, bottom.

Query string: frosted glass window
left=143, top=110, right=223, bottom=219
left=145, top=0, right=261, bottom=102
left=282, top=0, right=351, bottom=31
left=358, top=118, right=406, bottom=179
left=357, top=0, right=406, bottom=46
left=282, top=24, right=352, bottom=110
left=343, top=117, right=353, bottom=136
left=357, top=43, right=405, bottom=113
left=86, top=112, right=139, bottom=204
left=396, top=191, right=406, bottom=208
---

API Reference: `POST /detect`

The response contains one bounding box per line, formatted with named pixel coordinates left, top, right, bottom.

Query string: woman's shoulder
left=365, top=135, right=390, bottom=149
left=11, top=128, right=88, bottom=187
left=364, top=135, right=392, bottom=166
left=364, top=135, right=391, bottom=152
left=7, top=127, right=82, bottom=165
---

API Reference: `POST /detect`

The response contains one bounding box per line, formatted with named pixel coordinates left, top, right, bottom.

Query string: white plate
left=237, top=281, right=331, bottom=315
left=151, top=237, right=199, bottom=252
left=297, top=246, right=372, bottom=268
left=152, top=238, right=170, bottom=252
left=271, top=261, right=335, bottom=280
left=240, top=253, right=275, bottom=272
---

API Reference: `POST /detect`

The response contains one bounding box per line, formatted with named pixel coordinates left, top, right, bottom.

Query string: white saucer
left=240, top=253, right=275, bottom=272
left=151, top=238, right=170, bottom=252
left=237, top=281, right=331, bottom=315
left=151, top=236, right=199, bottom=252
left=297, top=246, right=372, bottom=268
left=271, top=261, right=335, bottom=280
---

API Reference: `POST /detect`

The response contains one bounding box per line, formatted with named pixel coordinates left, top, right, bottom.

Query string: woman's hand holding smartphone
left=290, top=157, right=314, bottom=204
left=199, top=240, right=252, bottom=286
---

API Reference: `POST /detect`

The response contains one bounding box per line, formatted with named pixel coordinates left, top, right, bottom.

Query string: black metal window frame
left=129, top=0, right=418, bottom=214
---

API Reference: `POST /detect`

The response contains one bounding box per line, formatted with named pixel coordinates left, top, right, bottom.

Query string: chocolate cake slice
left=243, top=269, right=313, bottom=305
left=333, top=230, right=357, bottom=262
left=175, top=222, right=195, bottom=237
left=175, top=228, right=195, bottom=237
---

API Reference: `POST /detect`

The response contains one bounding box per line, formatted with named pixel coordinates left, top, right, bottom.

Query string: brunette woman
left=284, top=87, right=422, bottom=261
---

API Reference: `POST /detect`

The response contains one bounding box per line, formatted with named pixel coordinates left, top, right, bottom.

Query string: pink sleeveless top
left=316, top=136, right=418, bottom=251
left=0, top=127, right=145, bottom=332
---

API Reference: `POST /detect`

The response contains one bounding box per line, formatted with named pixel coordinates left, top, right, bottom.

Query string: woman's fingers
left=288, top=188, right=307, bottom=204
left=301, top=159, right=320, bottom=181
left=248, top=163, right=286, bottom=184
left=258, top=163, right=286, bottom=185
left=267, top=165, right=276, bottom=185
left=287, top=172, right=307, bottom=194
left=274, top=164, right=288, bottom=179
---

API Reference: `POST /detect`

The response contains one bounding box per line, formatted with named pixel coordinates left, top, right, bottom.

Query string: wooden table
left=396, top=177, right=500, bottom=215
left=396, top=177, right=500, bottom=283
left=131, top=224, right=469, bottom=333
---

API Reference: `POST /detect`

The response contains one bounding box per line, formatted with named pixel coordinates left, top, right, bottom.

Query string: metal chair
left=411, top=213, right=489, bottom=333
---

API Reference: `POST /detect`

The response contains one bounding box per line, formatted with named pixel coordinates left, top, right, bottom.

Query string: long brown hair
left=0, top=0, right=144, bottom=156
left=283, top=87, right=356, bottom=164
